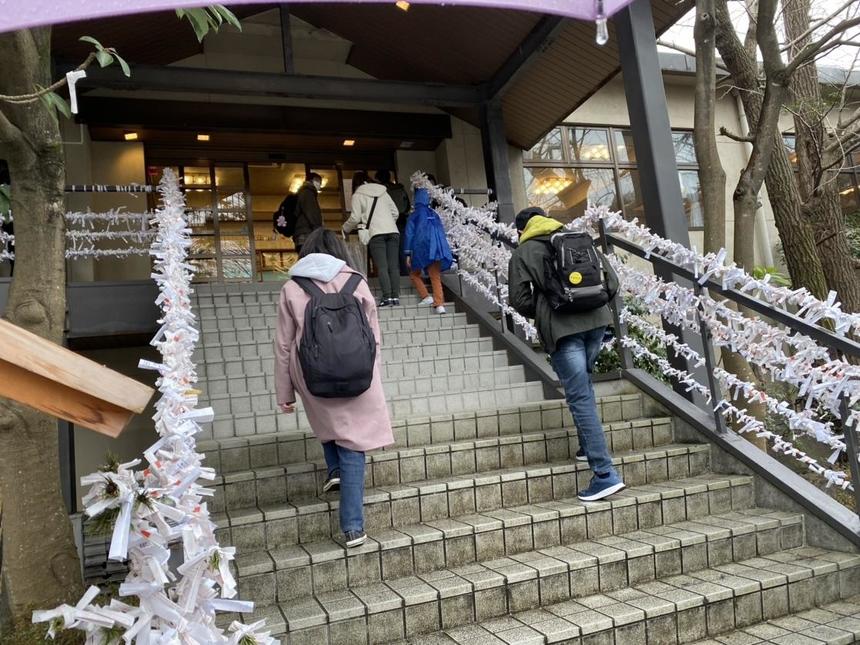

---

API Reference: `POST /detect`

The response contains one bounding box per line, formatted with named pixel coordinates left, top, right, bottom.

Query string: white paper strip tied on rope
left=619, top=335, right=853, bottom=491
left=34, top=169, right=277, bottom=644
left=576, top=203, right=860, bottom=337
left=612, top=258, right=860, bottom=422
left=621, top=309, right=851, bottom=471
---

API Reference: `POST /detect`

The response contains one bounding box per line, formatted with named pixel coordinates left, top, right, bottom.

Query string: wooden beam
left=75, top=64, right=483, bottom=107
left=484, top=15, right=566, bottom=100
left=0, top=319, right=154, bottom=437
left=280, top=4, right=295, bottom=75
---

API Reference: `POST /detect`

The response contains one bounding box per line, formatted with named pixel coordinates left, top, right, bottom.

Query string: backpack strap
left=364, top=197, right=379, bottom=230
left=292, top=276, right=325, bottom=298
left=340, top=272, right=364, bottom=296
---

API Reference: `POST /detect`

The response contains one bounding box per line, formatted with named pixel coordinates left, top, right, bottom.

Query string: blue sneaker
left=577, top=473, right=625, bottom=501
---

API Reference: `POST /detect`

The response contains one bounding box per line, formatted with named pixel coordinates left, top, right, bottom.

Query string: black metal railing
left=596, top=218, right=860, bottom=518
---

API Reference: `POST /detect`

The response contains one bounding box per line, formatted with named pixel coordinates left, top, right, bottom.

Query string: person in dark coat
left=508, top=207, right=624, bottom=502
left=292, top=172, right=324, bottom=254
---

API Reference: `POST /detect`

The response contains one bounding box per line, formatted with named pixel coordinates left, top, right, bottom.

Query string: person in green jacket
left=508, top=207, right=625, bottom=502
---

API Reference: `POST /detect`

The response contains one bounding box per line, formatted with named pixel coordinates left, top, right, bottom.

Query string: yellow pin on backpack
left=569, top=271, right=583, bottom=285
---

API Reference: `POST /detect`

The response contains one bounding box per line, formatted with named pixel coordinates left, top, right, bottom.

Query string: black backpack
left=542, top=232, right=616, bottom=313
left=293, top=273, right=376, bottom=398
left=273, top=193, right=300, bottom=237
left=387, top=183, right=411, bottom=225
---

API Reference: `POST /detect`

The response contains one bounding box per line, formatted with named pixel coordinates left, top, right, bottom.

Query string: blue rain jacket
left=403, top=189, right=454, bottom=271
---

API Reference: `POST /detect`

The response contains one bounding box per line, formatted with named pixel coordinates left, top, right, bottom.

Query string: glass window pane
left=839, top=173, right=859, bottom=212
left=568, top=128, right=611, bottom=163
left=617, top=169, right=644, bottom=221
left=672, top=132, right=697, bottom=164
left=783, top=135, right=798, bottom=169
left=220, top=235, right=252, bottom=255
left=525, top=128, right=565, bottom=162
left=223, top=257, right=253, bottom=279
left=613, top=130, right=637, bottom=164
left=187, top=209, right=213, bottom=229
left=190, top=236, right=216, bottom=256
left=185, top=189, right=213, bottom=210
left=189, top=258, right=218, bottom=280
left=678, top=170, right=705, bottom=229
left=524, top=167, right=617, bottom=224
left=214, top=167, right=244, bottom=189
left=184, top=167, right=211, bottom=187
left=218, top=190, right=246, bottom=213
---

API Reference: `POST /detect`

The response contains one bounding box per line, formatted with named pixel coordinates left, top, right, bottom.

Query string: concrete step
left=209, top=418, right=677, bottom=510
left=231, top=487, right=784, bottom=607
left=198, top=394, right=659, bottom=456
left=209, top=414, right=674, bottom=475
left=213, top=445, right=716, bottom=550
left=193, top=338, right=496, bottom=377
left=689, top=595, right=860, bottom=644
left=198, top=320, right=483, bottom=350
left=198, top=302, right=459, bottom=329
left=366, top=548, right=860, bottom=645
left=201, top=366, right=532, bottom=417
left=237, top=542, right=860, bottom=643
left=203, top=382, right=549, bottom=441
left=200, top=350, right=514, bottom=395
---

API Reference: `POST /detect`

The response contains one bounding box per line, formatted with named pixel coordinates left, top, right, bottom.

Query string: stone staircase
left=192, top=280, right=860, bottom=645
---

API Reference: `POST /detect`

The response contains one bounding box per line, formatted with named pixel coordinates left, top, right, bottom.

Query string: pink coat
left=274, top=263, right=394, bottom=452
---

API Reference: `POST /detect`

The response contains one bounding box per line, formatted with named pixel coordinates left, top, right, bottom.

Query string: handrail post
left=493, top=267, right=505, bottom=334
left=839, top=394, right=860, bottom=516
left=597, top=218, right=632, bottom=371
left=693, top=282, right=728, bottom=434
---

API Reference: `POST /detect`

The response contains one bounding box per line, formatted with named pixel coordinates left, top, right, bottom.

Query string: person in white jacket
left=343, top=172, right=402, bottom=305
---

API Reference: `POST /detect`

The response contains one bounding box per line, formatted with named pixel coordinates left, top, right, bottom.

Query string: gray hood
left=289, top=253, right=346, bottom=283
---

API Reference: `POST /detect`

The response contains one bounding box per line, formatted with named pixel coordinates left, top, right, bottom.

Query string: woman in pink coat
left=275, top=228, right=394, bottom=547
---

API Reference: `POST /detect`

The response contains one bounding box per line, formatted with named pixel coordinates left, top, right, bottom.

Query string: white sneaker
left=420, top=296, right=434, bottom=306
left=434, top=306, right=446, bottom=314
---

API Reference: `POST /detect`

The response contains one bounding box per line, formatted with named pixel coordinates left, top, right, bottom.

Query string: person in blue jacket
left=403, top=188, right=454, bottom=314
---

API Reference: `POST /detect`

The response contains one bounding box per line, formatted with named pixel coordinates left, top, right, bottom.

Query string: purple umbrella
left=1, top=0, right=635, bottom=35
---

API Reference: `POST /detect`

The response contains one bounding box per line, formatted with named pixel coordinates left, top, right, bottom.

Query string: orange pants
left=410, top=261, right=444, bottom=307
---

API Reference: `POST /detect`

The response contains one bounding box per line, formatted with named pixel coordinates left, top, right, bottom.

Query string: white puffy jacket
left=343, top=183, right=400, bottom=239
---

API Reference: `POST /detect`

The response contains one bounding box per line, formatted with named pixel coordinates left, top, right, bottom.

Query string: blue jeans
left=550, top=327, right=618, bottom=479
left=322, top=441, right=366, bottom=533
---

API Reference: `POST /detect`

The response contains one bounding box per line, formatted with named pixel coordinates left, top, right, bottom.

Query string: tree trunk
left=783, top=0, right=860, bottom=312
left=693, top=0, right=726, bottom=254
left=713, top=0, right=829, bottom=298
left=0, top=28, right=83, bottom=626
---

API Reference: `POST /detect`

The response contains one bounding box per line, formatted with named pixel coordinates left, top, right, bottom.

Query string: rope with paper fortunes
left=411, top=172, right=858, bottom=493
left=33, top=169, right=277, bottom=644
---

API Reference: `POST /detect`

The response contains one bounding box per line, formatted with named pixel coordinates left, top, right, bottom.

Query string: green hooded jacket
left=508, top=215, right=618, bottom=354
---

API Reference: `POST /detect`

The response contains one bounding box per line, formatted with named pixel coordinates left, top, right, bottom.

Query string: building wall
left=515, top=74, right=783, bottom=268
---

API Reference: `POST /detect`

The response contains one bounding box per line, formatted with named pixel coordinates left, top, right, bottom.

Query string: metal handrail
left=596, top=220, right=860, bottom=516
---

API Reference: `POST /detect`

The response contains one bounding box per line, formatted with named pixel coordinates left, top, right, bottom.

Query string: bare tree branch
left=785, top=16, right=860, bottom=74
left=719, top=126, right=756, bottom=142
left=779, top=0, right=858, bottom=52
left=657, top=38, right=731, bottom=73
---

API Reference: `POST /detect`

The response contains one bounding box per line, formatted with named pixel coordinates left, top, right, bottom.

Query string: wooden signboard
left=0, top=318, right=155, bottom=437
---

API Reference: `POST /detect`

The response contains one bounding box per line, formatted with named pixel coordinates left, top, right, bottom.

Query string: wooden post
left=0, top=319, right=154, bottom=437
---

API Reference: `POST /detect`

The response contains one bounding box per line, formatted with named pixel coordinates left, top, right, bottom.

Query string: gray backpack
left=293, top=273, right=376, bottom=398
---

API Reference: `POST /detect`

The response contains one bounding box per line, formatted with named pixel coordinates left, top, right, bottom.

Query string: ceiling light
left=396, top=1, right=410, bottom=10
left=343, top=139, right=356, bottom=147
left=124, top=132, right=138, bottom=141
left=197, top=133, right=211, bottom=142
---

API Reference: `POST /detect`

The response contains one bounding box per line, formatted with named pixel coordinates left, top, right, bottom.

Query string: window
left=523, top=125, right=704, bottom=229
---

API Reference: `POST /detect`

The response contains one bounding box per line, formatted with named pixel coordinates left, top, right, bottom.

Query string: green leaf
left=112, top=51, right=131, bottom=77
left=214, top=5, right=242, bottom=30
left=175, top=8, right=186, bottom=19
left=95, top=49, right=115, bottom=68
left=79, top=35, right=105, bottom=51
left=38, top=89, right=71, bottom=119
left=185, top=9, right=211, bottom=42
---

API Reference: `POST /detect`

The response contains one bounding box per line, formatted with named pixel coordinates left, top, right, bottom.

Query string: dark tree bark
left=0, top=28, right=83, bottom=626
left=783, top=0, right=860, bottom=312
left=714, top=0, right=829, bottom=299
left=694, top=0, right=727, bottom=254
